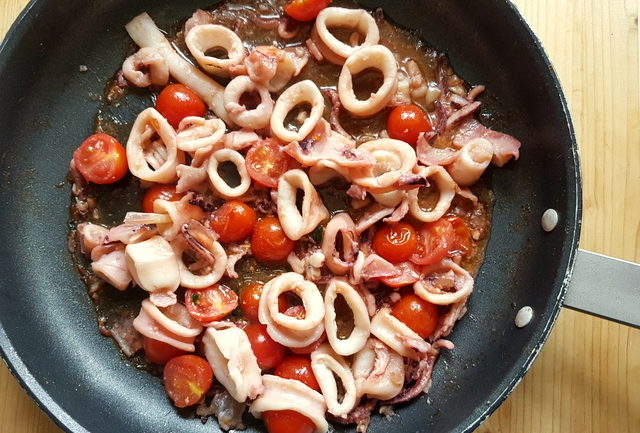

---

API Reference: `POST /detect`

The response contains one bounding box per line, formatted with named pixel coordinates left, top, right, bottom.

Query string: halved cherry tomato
left=141, top=184, right=184, bottom=213
left=263, top=410, right=316, bottom=433
left=274, top=356, right=320, bottom=391
left=245, top=139, right=292, bottom=188
left=379, top=261, right=421, bottom=288
left=251, top=217, right=295, bottom=262
left=372, top=222, right=418, bottom=263
left=185, top=285, right=239, bottom=323
left=244, top=323, right=286, bottom=370
left=446, top=215, right=472, bottom=255
left=387, top=104, right=432, bottom=146
left=284, top=0, right=332, bottom=21
left=156, top=84, right=207, bottom=128
left=391, top=293, right=440, bottom=339
left=73, top=133, right=128, bottom=184
left=163, top=354, right=213, bottom=408
left=211, top=200, right=258, bottom=243
left=410, top=219, right=455, bottom=266
left=143, top=337, right=187, bottom=365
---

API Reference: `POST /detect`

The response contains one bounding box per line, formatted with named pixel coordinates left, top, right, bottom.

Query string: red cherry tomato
left=240, top=282, right=264, bottom=323
left=245, top=139, right=292, bottom=188
left=379, top=261, right=421, bottom=288
left=185, top=285, right=239, bottom=323
left=143, top=337, right=187, bottom=365
left=156, top=84, right=207, bottom=128
left=274, top=356, right=320, bottom=391
left=251, top=217, right=295, bottom=262
left=73, top=133, right=128, bottom=184
left=163, top=354, right=213, bottom=408
left=372, top=222, right=418, bottom=263
left=141, top=184, right=184, bottom=213
left=446, top=216, right=472, bottom=255
left=244, top=323, right=286, bottom=370
left=263, top=410, right=316, bottom=433
left=210, top=200, right=258, bottom=243
left=391, top=293, right=440, bottom=339
left=387, top=104, right=432, bottom=146
left=410, top=219, right=456, bottom=266
left=284, top=0, right=332, bottom=21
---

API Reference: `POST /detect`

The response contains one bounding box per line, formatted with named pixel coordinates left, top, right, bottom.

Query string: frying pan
left=0, top=1, right=637, bottom=432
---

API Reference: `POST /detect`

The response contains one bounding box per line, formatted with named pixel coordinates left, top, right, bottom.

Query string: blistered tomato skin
left=211, top=200, right=258, bottom=243
left=372, top=222, right=418, bottom=263
left=251, top=217, right=295, bottom=262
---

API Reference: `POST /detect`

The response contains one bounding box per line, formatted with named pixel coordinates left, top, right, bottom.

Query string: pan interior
left=0, top=1, right=580, bottom=432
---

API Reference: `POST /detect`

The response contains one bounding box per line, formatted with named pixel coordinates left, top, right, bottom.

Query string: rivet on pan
left=515, top=306, right=534, bottom=328
left=541, top=209, right=559, bottom=232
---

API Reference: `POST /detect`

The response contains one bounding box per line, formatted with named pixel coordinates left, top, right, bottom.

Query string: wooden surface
left=0, top=0, right=638, bottom=432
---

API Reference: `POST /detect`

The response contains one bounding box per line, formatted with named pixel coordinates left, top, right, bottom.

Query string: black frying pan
left=0, top=1, right=582, bottom=432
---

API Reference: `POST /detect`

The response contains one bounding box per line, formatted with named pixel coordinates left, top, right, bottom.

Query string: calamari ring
left=270, top=80, right=324, bottom=142
left=350, top=138, right=416, bottom=190
left=185, top=24, right=246, bottom=76
left=310, top=344, right=358, bottom=416
left=258, top=273, right=325, bottom=348
left=446, top=138, right=493, bottom=186
left=351, top=338, right=404, bottom=400
left=408, top=165, right=456, bottom=222
left=322, top=214, right=358, bottom=275
left=308, top=159, right=351, bottom=185
left=207, top=149, right=251, bottom=198
left=338, top=45, right=398, bottom=116
left=223, top=76, right=274, bottom=129
left=312, top=7, right=380, bottom=65
left=126, top=107, right=184, bottom=183
left=413, top=259, right=474, bottom=305
left=176, top=117, right=226, bottom=152
left=324, top=279, right=370, bottom=355
left=170, top=237, right=227, bottom=289
left=277, top=169, right=329, bottom=241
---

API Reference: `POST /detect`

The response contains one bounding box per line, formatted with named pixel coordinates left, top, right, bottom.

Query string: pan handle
left=563, top=249, right=640, bottom=328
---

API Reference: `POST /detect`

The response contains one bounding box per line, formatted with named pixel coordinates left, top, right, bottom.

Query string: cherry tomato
left=73, top=133, right=128, bottom=184
left=163, top=354, right=213, bottom=408
left=263, top=410, right=316, bottom=433
left=410, top=219, right=455, bottom=266
left=185, top=285, right=239, bottom=323
left=210, top=200, right=258, bottom=243
left=244, top=323, right=286, bottom=370
left=143, top=337, right=187, bottom=365
left=141, top=184, right=184, bottom=213
left=379, top=261, right=421, bottom=288
left=274, top=356, right=320, bottom=391
left=240, top=282, right=264, bottom=322
left=284, top=0, right=332, bottom=21
left=391, top=293, right=440, bottom=339
left=446, top=215, right=472, bottom=255
left=156, top=84, right=207, bottom=128
left=387, top=104, right=432, bottom=146
left=245, top=139, right=292, bottom=188
left=372, top=222, right=418, bottom=263
left=251, top=217, right=295, bottom=262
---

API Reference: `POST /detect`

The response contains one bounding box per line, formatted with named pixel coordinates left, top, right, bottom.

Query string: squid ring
left=176, top=117, right=226, bottom=152
left=338, top=45, right=398, bottom=116
left=126, top=107, right=184, bottom=183
left=408, top=165, right=456, bottom=222
left=277, top=169, right=329, bottom=241
left=223, top=76, right=274, bottom=129
left=413, top=259, right=474, bottom=305
left=207, top=149, right=251, bottom=198
left=185, top=24, right=246, bottom=76
left=310, top=344, right=358, bottom=416
left=350, top=138, right=416, bottom=190
left=312, top=7, right=380, bottom=65
left=324, top=279, right=370, bottom=356
left=270, top=80, right=324, bottom=142
left=446, top=138, right=493, bottom=186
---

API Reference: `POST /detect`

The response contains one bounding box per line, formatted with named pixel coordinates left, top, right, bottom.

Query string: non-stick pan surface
left=0, top=1, right=580, bottom=432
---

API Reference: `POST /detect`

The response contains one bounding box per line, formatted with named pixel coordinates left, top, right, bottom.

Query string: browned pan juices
left=68, top=0, right=493, bottom=406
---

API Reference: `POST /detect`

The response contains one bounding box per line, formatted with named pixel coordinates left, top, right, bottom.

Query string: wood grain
left=0, top=0, right=638, bottom=432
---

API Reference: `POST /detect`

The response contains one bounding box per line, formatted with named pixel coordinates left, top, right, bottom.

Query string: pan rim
left=0, top=0, right=583, bottom=432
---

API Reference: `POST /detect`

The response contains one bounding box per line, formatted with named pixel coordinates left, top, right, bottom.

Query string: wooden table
left=1, top=0, right=638, bottom=432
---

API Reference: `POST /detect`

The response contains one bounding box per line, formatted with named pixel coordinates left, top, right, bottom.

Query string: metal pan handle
left=563, top=249, right=640, bottom=328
